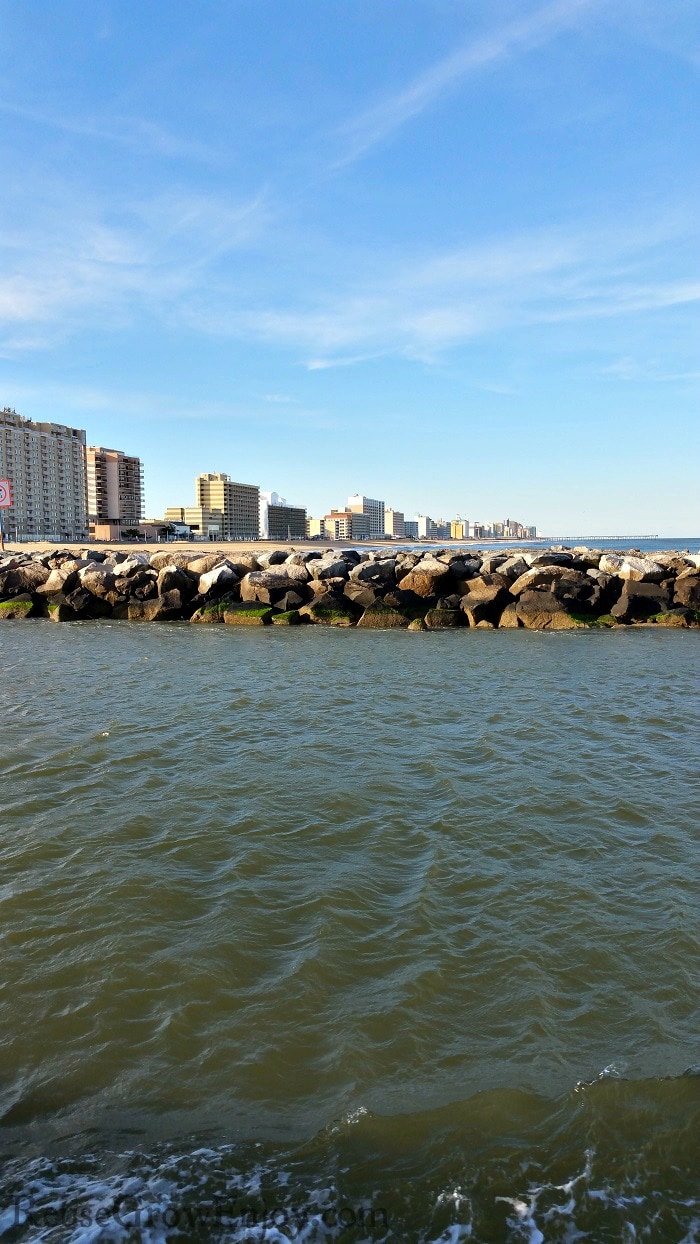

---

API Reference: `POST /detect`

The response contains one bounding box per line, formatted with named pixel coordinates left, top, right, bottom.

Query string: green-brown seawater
left=0, top=622, right=698, bottom=1240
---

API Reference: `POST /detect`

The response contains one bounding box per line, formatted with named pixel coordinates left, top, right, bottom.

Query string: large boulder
left=35, top=564, right=81, bottom=596
left=515, top=591, right=587, bottom=630
left=348, top=558, right=396, bottom=585
left=274, top=590, right=305, bottom=613
left=343, top=580, right=376, bottom=610
left=674, top=575, right=700, bottom=610
left=186, top=552, right=229, bottom=577
left=397, top=557, right=450, bottom=598
left=113, top=569, right=158, bottom=601
left=479, top=554, right=506, bottom=574
left=128, top=590, right=185, bottom=621
left=529, top=551, right=574, bottom=567
left=599, top=553, right=664, bottom=582
left=459, top=576, right=510, bottom=625
left=497, top=602, right=522, bottom=627
left=619, top=556, right=665, bottom=582
left=653, top=608, right=699, bottom=628
left=424, top=608, right=463, bottom=629
left=491, top=555, right=528, bottom=581
left=257, top=549, right=289, bottom=568
left=271, top=609, right=303, bottom=625
left=149, top=550, right=192, bottom=571
left=228, top=553, right=260, bottom=574
left=189, top=602, right=226, bottom=623
left=63, top=588, right=113, bottom=619
left=299, top=601, right=355, bottom=626
left=448, top=557, right=482, bottom=580
left=78, top=564, right=117, bottom=598
left=157, top=564, right=195, bottom=597
left=258, top=561, right=310, bottom=583
left=509, top=566, right=585, bottom=596
left=118, top=553, right=152, bottom=575
left=0, top=593, right=38, bottom=620
left=222, top=604, right=274, bottom=625
left=307, top=555, right=349, bottom=580
left=240, top=571, right=307, bottom=605
left=198, top=562, right=239, bottom=596
left=610, top=581, right=670, bottom=622
left=0, top=562, right=50, bottom=595
left=356, top=601, right=410, bottom=629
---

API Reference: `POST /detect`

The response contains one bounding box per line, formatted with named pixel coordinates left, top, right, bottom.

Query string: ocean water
left=0, top=621, right=699, bottom=1241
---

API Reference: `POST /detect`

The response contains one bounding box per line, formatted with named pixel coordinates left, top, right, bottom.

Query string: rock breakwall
left=1, top=546, right=699, bottom=630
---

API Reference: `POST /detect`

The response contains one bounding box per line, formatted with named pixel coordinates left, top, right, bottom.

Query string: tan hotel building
left=0, top=407, right=89, bottom=541
left=86, top=446, right=144, bottom=538
left=165, top=471, right=259, bottom=540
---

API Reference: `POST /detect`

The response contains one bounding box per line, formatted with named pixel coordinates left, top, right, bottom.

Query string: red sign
left=0, top=479, right=12, bottom=508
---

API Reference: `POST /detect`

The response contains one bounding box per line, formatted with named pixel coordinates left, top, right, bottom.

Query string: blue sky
left=0, top=0, right=698, bottom=534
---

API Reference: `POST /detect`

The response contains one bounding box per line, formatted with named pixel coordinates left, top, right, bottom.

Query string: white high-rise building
left=347, top=494, right=385, bottom=538
left=0, top=407, right=88, bottom=541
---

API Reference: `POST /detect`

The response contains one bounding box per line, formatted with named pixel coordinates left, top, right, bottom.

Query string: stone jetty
left=1, top=546, right=699, bottom=629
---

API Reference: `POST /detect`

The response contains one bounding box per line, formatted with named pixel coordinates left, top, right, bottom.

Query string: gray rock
left=492, top=555, right=529, bottom=580
left=509, top=566, right=584, bottom=596
left=198, top=562, right=239, bottom=596
left=343, top=580, right=376, bottom=609
left=128, top=589, right=185, bottom=621
left=257, top=549, right=289, bottom=568
left=349, top=558, right=396, bottom=584
left=157, top=565, right=194, bottom=597
left=610, top=581, right=670, bottom=621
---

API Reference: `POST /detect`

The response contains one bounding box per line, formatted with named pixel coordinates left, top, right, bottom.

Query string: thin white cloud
left=0, top=97, right=220, bottom=164
left=334, top=0, right=598, bottom=165
left=0, top=184, right=269, bottom=352
left=188, top=218, right=698, bottom=368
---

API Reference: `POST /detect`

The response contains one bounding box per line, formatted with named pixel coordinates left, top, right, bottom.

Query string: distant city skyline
left=0, top=1, right=698, bottom=532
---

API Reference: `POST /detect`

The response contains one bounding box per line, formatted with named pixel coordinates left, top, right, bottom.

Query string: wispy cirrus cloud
left=334, top=0, right=599, bottom=165
left=194, top=216, right=699, bottom=369
left=0, top=184, right=269, bottom=352
left=0, top=97, right=221, bottom=164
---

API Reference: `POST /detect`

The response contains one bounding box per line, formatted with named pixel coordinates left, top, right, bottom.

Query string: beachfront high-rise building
left=86, top=446, right=144, bottom=537
left=404, top=520, right=419, bottom=539
left=348, top=494, right=384, bottom=538
left=384, top=507, right=405, bottom=538
left=323, top=509, right=372, bottom=540
left=0, top=407, right=88, bottom=541
left=259, top=491, right=307, bottom=541
left=196, top=472, right=259, bottom=540
left=416, top=515, right=436, bottom=539
left=165, top=471, right=259, bottom=541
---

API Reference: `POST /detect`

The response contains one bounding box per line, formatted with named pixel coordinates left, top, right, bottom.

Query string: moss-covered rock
left=649, top=608, right=700, bottom=628
left=357, top=601, right=409, bottom=629
left=567, top=612, right=619, bottom=628
left=271, top=609, right=303, bottom=625
left=0, top=594, right=36, bottom=619
left=222, top=604, right=273, bottom=625
left=300, top=602, right=355, bottom=626
left=190, top=603, right=226, bottom=623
